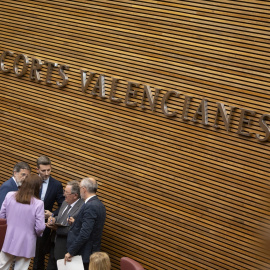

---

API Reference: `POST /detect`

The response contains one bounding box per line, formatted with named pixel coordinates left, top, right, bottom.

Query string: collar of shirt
left=41, top=177, right=49, bottom=184
left=61, top=198, right=80, bottom=214
left=69, top=198, right=80, bottom=208
left=12, top=176, right=19, bottom=187
left=85, top=195, right=96, bottom=204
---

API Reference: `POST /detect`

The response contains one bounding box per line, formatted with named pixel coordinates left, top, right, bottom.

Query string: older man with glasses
left=46, top=180, right=84, bottom=270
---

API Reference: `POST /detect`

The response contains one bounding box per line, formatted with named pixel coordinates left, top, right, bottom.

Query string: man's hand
left=46, top=223, right=58, bottom=230
left=44, top=210, right=53, bottom=219
left=64, top=253, right=72, bottom=265
left=67, top=217, right=75, bottom=225
left=48, top=216, right=56, bottom=224
left=46, top=216, right=57, bottom=229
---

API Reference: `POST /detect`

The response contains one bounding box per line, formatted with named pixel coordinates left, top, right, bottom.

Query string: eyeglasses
left=63, top=190, right=73, bottom=196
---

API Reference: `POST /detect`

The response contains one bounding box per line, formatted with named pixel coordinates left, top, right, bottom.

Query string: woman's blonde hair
left=89, top=252, right=111, bottom=270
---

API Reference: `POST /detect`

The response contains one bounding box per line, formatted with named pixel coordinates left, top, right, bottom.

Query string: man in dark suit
left=0, top=161, right=31, bottom=209
left=33, top=155, right=65, bottom=270
left=64, top=177, right=106, bottom=270
left=46, top=180, right=84, bottom=270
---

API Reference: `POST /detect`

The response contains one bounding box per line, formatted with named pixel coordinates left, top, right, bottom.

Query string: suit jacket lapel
left=86, top=195, right=98, bottom=205
left=70, top=203, right=85, bottom=229
left=58, top=199, right=83, bottom=221
left=10, top=178, right=18, bottom=191
left=68, top=199, right=82, bottom=216
left=57, top=201, right=68, bottom=218
left=71, top=197, right=96, bottom=228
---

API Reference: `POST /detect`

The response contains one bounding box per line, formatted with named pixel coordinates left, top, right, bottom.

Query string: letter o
left=13, top=54, right=29, bottom=77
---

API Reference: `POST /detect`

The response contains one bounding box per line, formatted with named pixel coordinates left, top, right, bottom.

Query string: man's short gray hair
left=13, top=162, right=31, bottom=173
left=81, top=177, right=98, bottom=193
left=67, top=180, right=80, bottom=197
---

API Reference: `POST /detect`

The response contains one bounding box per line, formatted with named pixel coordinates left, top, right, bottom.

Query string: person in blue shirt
left=33, top=155, right=65, bottom=270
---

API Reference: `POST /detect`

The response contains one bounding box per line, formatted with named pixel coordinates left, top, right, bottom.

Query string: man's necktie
left=57, top=205, right=72, bottom=225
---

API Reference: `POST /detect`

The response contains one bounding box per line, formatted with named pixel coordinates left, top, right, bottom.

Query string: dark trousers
left=46, top=243, right=57, bottom=270
left=46, top=234, right=68, bottom=270
left=83, top=263, right=89, bottom=270
left=33, top=227, right=51, bottom=270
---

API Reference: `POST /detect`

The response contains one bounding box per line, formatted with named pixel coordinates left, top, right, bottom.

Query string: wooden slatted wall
left=0, top=0, right=269, bottom=269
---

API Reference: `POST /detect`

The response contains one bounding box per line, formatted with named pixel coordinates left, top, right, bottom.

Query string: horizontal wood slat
left=0, top=0, right=269, bottom=269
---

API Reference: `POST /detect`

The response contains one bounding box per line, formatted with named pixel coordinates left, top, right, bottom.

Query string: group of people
left=0, top=156, right=109, bottom=270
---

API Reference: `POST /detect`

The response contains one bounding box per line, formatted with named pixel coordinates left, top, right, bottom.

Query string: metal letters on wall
left=0, top=50, right=269, bottom=143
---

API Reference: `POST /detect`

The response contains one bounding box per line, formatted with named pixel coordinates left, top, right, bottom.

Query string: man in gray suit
left=46, top=180, right=84, bottom=270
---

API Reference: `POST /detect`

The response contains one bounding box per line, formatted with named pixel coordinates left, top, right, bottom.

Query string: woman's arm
left=0, top=192, right=10, bottom=219
left=35, top=200, right=46, bottom=236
